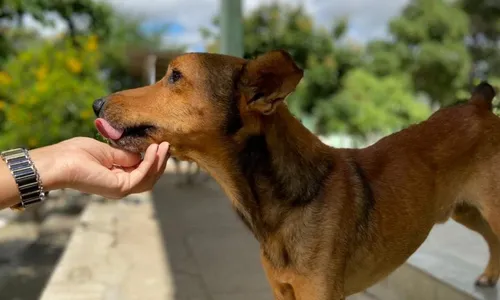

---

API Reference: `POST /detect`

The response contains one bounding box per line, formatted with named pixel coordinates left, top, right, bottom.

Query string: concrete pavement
left=41, top=172, right=374, bottom=299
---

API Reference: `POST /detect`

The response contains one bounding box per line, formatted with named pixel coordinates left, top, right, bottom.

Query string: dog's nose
left=92, top=97, right=106, bottom=117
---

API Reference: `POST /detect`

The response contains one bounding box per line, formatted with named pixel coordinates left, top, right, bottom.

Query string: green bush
left=0, top=35, right=108, bottom=149
left=314, top=68, right=432, bottom=139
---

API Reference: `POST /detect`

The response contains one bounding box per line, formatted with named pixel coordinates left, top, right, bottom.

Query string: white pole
left=146, top=54, right=157, bottom=85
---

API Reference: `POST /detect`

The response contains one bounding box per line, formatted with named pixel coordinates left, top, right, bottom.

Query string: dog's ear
left=240, top=50, right=303, bottom=115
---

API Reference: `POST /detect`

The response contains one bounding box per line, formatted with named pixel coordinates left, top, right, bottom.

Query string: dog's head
left=93, top=50, right=303, bottom=159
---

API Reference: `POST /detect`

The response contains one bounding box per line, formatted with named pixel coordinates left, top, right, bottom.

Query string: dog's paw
left=475, top=274, right=498, bottom=287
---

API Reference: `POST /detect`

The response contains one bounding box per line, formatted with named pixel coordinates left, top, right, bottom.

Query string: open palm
left=57, top=137, right=170, bottom=199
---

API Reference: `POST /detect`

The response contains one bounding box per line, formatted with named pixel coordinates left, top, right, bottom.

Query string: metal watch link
left=1, top=148, right=46, bottom=210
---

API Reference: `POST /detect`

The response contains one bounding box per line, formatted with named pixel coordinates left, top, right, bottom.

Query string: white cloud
left=17, top=0, right=411, bottom=51
left=19, top=13, right=67, bottom=37
left=99, top=0, right=410, bottom=50
left=308, top=0, right=411, bottom=40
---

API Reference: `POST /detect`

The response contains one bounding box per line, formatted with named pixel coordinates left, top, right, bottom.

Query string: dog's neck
left=203, top=105, right=335, bottom=240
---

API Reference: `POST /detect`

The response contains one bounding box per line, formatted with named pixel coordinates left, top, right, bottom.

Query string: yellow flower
left=66, top=58, right=82, bottom=74
left=35, top=82, right=48, bottom=93
left=86, top=35, right=98, bottom=52
left=0, top=100, right=5, bottom=110
left=26, top=96, right=39, bottom=106
left=79, top=109, right=93, bottom=119
left=0, top=72, right=12, bottom=85
left=36, top=65, right=48, bottom=81
left=28, top=137, right=38, bottom=148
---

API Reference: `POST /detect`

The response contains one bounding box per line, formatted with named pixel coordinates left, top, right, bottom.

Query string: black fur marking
left=235, top=208, right=253, bottom=231
left=199, top=55, right=244, bottom=135
left=237, top=135, right=268, bottom=206
left=352, top=161, right=375, bottom=231
left=225, top=94, right=243, bottom=135
left=238, top=135, right=334, bottom=208
left=281, top=247, right=291, bottom=266
left=261, top=246, right=292, bottom=269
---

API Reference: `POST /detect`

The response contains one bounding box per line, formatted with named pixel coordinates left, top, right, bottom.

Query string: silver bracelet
left=1, top=148, right=46, bottom=210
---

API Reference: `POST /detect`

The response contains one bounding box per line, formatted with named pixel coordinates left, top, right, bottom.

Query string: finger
left=156, top=142, right=170, bottom=173
left=109, top=145, right=142, bottom=168
left=131, top=142, right=170, bottom=193
left=127, top=144, right=158, bottom=187
left=141, top=144, right=166, bottom=185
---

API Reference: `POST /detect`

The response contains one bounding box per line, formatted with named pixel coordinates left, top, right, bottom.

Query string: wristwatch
left=1, top=148, right=46, bottom=210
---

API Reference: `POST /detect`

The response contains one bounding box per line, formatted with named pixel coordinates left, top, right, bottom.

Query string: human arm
left=0, top=137, right=169, bottom=210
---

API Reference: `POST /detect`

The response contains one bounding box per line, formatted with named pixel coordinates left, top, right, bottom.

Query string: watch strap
left=1, top=148, right=46, bottom=210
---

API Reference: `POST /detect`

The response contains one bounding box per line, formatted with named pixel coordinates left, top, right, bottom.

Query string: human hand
left=30, top=137, right=170, bottom=199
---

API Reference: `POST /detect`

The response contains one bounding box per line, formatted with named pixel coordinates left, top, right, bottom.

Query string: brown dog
left=92, top=50, right=500, bottom=299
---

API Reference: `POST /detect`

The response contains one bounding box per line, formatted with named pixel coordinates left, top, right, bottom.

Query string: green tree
left=377, top=0, right=471, bottom=106
left=1, top=0, right=172, bottom=90
left=201, top=4, right=362, bottom=117
left=459, top=0, right=500, bottom=87
left=0, top=0, right=112, bottom=62
left=0, top=35, right=107, bottom=148
left=315, top=69, right=430, bottom=139
left=202, top=2, right=430, bottom=137
left=0, top=0, right=180, bottom=148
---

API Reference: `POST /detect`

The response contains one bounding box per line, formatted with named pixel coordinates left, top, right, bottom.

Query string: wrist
left=28, top=144, right=68, bottom=192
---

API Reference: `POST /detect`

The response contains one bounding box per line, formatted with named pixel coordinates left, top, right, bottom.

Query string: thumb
left=108, top=146, right=142, bottom=168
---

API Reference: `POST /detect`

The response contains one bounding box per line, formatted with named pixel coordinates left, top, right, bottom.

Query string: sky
left=25, top=0, right=411, bottom=52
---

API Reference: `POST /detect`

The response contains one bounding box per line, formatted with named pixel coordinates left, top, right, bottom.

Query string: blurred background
left=1, top=0, right=499, bottom=150
left=0, top=0, right=499, bottom=299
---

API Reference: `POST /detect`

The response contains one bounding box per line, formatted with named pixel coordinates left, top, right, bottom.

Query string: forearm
left=0, top=146, right=64, bottom=210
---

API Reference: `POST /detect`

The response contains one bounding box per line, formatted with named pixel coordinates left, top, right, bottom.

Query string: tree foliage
left=202, top=3, right=432, bottom=139
left=1, top=0, right=499, bottom=146
left=459, top=0, right=500, bottom=84
left=0, top=0, right=174, bottom=148
left=375, top=0, right=471, bottom=106
left=315, top=69, right=429, bottom=138
left=0, top=0, right=111, bottom=62
left=0, top=35, right=107, bottom=148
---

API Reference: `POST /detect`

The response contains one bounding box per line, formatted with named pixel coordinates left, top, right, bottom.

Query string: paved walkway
left=0, top=192, right=87, bottom=300
left=150, top=173, right=374, bottom=299
left=41, top=172, right=374, bottom=299
left=39, top=166, right=500, bottom=300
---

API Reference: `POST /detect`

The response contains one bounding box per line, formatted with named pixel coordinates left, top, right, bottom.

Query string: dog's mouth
left=95, top=118, right=156, bottom=142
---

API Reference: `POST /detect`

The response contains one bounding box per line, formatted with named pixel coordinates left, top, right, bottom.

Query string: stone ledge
left=368, top=220, right=500, bottom=300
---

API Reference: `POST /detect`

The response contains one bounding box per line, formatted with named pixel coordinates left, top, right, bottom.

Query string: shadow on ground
left=0, top=196, right=87, bottom=300
left=151, top=173, right=274, bottom=300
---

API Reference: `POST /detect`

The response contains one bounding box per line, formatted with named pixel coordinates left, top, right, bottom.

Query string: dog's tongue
left=95, top=118, right=124, bottom=140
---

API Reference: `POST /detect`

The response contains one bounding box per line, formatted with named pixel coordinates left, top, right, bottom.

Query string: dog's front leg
left=292, top=274, right=344, bottom=300
left=261, top=252, right=296, bottom=299
left=261, top=251, right=345, bottom=300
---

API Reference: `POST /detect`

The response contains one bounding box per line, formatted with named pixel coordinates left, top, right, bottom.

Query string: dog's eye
left=168, top=69, right=182, bottom=84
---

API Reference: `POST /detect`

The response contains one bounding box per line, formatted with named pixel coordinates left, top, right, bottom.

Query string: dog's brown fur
left=94, top=50, right=500, bottom=299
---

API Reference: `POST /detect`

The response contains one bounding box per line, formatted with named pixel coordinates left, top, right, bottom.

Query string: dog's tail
left=469, top=81, right=496, bottom=110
